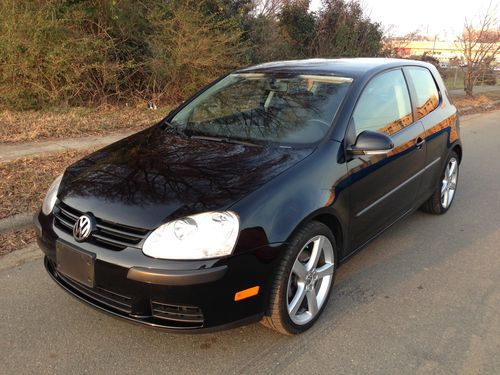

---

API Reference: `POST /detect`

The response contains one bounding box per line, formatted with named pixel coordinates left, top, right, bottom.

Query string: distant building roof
left=392, top=40, right=500, bottom=62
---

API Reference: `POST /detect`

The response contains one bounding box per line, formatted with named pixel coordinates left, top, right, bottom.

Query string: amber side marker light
left=234, top=286, right=260, bottom=301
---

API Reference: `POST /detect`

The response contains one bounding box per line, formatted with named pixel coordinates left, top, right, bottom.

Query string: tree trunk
left=464, top=68, right=474, bottom=97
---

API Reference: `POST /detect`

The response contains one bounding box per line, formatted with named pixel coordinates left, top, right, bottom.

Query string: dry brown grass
left=0, top=149, right=94, bottom=219
left=0, top=106, right=168, bottom=143
left=452, top=95, right=495, bottom=110
left=0, top=228, right=36, bottom=256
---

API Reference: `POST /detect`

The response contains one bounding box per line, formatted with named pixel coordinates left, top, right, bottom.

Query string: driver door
left=346, top=69, right=427, bottom=250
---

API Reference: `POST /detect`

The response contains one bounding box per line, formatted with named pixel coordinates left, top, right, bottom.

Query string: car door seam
left=355, top=156, right=441, bottom=217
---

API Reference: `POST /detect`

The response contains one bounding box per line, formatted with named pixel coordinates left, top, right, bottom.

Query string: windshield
left=168, top=73, right=352, bottom=145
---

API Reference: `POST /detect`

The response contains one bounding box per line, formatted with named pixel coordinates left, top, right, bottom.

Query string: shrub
left=0, top=0, right=383, bottom=110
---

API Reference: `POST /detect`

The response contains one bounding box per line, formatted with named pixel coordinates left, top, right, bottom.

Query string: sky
left=310, top=0, right=499, bottom=40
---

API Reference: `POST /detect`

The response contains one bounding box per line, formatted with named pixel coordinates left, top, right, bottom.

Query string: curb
left=0, top=243, right=41, bottom=272
left=458, top=101, right=500, bottom=117
left=0, top=130, right=134, bottom=163
left=457, top=106, right=472, bottom=113
left=0, top=212, right=34, bottom=234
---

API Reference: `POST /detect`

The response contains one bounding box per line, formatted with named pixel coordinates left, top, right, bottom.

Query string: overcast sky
left=310, top=0, right=499, bottom=40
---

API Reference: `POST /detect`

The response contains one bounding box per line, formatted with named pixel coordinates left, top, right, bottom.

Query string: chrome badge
left=73, top=214, right=95, bottom=242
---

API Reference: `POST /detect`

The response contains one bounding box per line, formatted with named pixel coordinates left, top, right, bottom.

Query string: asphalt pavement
left=449, top=84, right=500, bottom=97
left=1, top=110, right=499, bottom=374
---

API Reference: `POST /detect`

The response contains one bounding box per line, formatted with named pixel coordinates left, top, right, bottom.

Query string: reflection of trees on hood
left=61, top=127, right=307, bottom=213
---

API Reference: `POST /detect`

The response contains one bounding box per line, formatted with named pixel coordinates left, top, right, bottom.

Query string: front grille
left=53, top=202, right=149, bottom=250
left=152, top=301, right=204, bottom=328
left=57, top=271, right=133, bottom=314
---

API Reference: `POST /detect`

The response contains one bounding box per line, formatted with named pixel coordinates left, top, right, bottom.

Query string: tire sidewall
left=277, top=222, right=338, bottom=334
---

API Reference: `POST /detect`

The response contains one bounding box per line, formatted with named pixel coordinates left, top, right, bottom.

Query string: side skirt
left=338, top=206, right=415, bottom=265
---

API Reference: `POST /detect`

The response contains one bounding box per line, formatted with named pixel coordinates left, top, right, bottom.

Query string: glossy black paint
left=36, top=58, right=462, bottom=331
left=348, top=130, right=394, bottom=154
left=58, top=126, right=312, bottom=230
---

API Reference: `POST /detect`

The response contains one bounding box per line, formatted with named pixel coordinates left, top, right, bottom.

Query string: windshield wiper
left=162, top=121, right=187, bottom=137
left=189, top=135, right=262, bottom=148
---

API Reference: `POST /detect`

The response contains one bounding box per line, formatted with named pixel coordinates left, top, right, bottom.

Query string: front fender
left=232, top=141, right=350, bottom=255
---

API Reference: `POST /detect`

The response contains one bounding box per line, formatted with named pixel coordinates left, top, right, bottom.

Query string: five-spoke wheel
left=441, top=156, right=458, bottom=209
left=287, top=235, right=334, bottom=325
left=262, top=221, right=337, bottom=335
left=421, top=150, right=460, bottom=215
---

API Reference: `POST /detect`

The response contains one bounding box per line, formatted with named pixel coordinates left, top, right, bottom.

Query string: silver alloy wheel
left=441, top=157, right=458, bottom=209
left=286, top=235, right=334, bottom=325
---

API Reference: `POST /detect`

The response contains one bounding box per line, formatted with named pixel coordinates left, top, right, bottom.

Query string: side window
left=352, top=70, right=413, bottom=137
left=406, top=67, right=440, bottom=120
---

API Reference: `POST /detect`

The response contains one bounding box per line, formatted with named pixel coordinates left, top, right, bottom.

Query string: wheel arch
left=285, top=208, right=346, bottom=258
left=312, top=213, right=343, bottom=252
left=451, top=142, right=462, bottom=163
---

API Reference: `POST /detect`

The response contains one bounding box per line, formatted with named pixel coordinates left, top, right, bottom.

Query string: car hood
left=58, top=126, right=313, bottom=229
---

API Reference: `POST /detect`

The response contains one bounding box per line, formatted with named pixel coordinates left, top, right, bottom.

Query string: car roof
left=235, top=58, right=432, bottom=79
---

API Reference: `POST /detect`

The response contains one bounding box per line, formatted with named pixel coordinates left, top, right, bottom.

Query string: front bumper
left=35, top=210, right=284, bottom=332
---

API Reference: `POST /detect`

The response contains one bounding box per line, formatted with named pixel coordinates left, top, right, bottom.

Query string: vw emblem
left=73, top=214, right=95, bottom=242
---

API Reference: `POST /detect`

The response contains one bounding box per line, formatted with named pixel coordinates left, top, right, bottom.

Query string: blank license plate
left=56, top=241, right=95, bottom=288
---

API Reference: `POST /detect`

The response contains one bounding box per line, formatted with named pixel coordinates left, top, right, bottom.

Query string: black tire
left=261, top=221, right=337, bottom=335
left=421, top=150, right=459, bottom=215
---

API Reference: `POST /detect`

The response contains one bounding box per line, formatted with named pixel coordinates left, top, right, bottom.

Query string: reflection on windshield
left=169, top=73, right=352, bottom=144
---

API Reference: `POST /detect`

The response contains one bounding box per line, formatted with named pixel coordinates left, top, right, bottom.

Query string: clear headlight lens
left=42, top=174, right=63, bottom=215
left=142, top=211, right=239, bottom=260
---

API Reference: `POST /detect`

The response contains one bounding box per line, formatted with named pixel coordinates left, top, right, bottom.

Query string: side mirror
left=347, top=130, right=394, bottom=155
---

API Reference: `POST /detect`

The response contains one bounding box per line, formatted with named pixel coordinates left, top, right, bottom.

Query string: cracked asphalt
left=1, top=110, right=499, bottom=374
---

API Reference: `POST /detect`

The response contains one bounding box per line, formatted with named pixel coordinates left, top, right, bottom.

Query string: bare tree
left=457, top=2, right=500, bottom=97
left=251, top=0, right=311, bottom=17
left=251, top=0, right=282, bottom=17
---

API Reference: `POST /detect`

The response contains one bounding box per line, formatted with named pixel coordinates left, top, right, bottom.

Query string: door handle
left=416, top=137, right=425, bottom=149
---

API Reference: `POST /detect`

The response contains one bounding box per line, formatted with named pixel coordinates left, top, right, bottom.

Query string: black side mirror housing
left=347, top=130, right=394, bottom=155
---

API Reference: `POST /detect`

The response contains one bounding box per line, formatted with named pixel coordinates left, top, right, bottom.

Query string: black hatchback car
left=36, top=58, right=462, bottom=335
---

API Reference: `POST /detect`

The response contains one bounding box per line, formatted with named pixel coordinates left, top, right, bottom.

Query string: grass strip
left=0, top=149, right=94, bottom=219
left=0, top=228, right=36, bottom=256
left=0, top=106, right=168, bottom=143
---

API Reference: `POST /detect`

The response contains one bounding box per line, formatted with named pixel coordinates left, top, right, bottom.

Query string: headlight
left=142, top=211, right=239, bottom=260
left=42, top=174, right=63, bottom=215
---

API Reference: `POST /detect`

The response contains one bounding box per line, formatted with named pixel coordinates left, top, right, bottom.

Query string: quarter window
left=352, top=70, right=412, bottom=137
left=406, top=67, right=440, bottom=120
